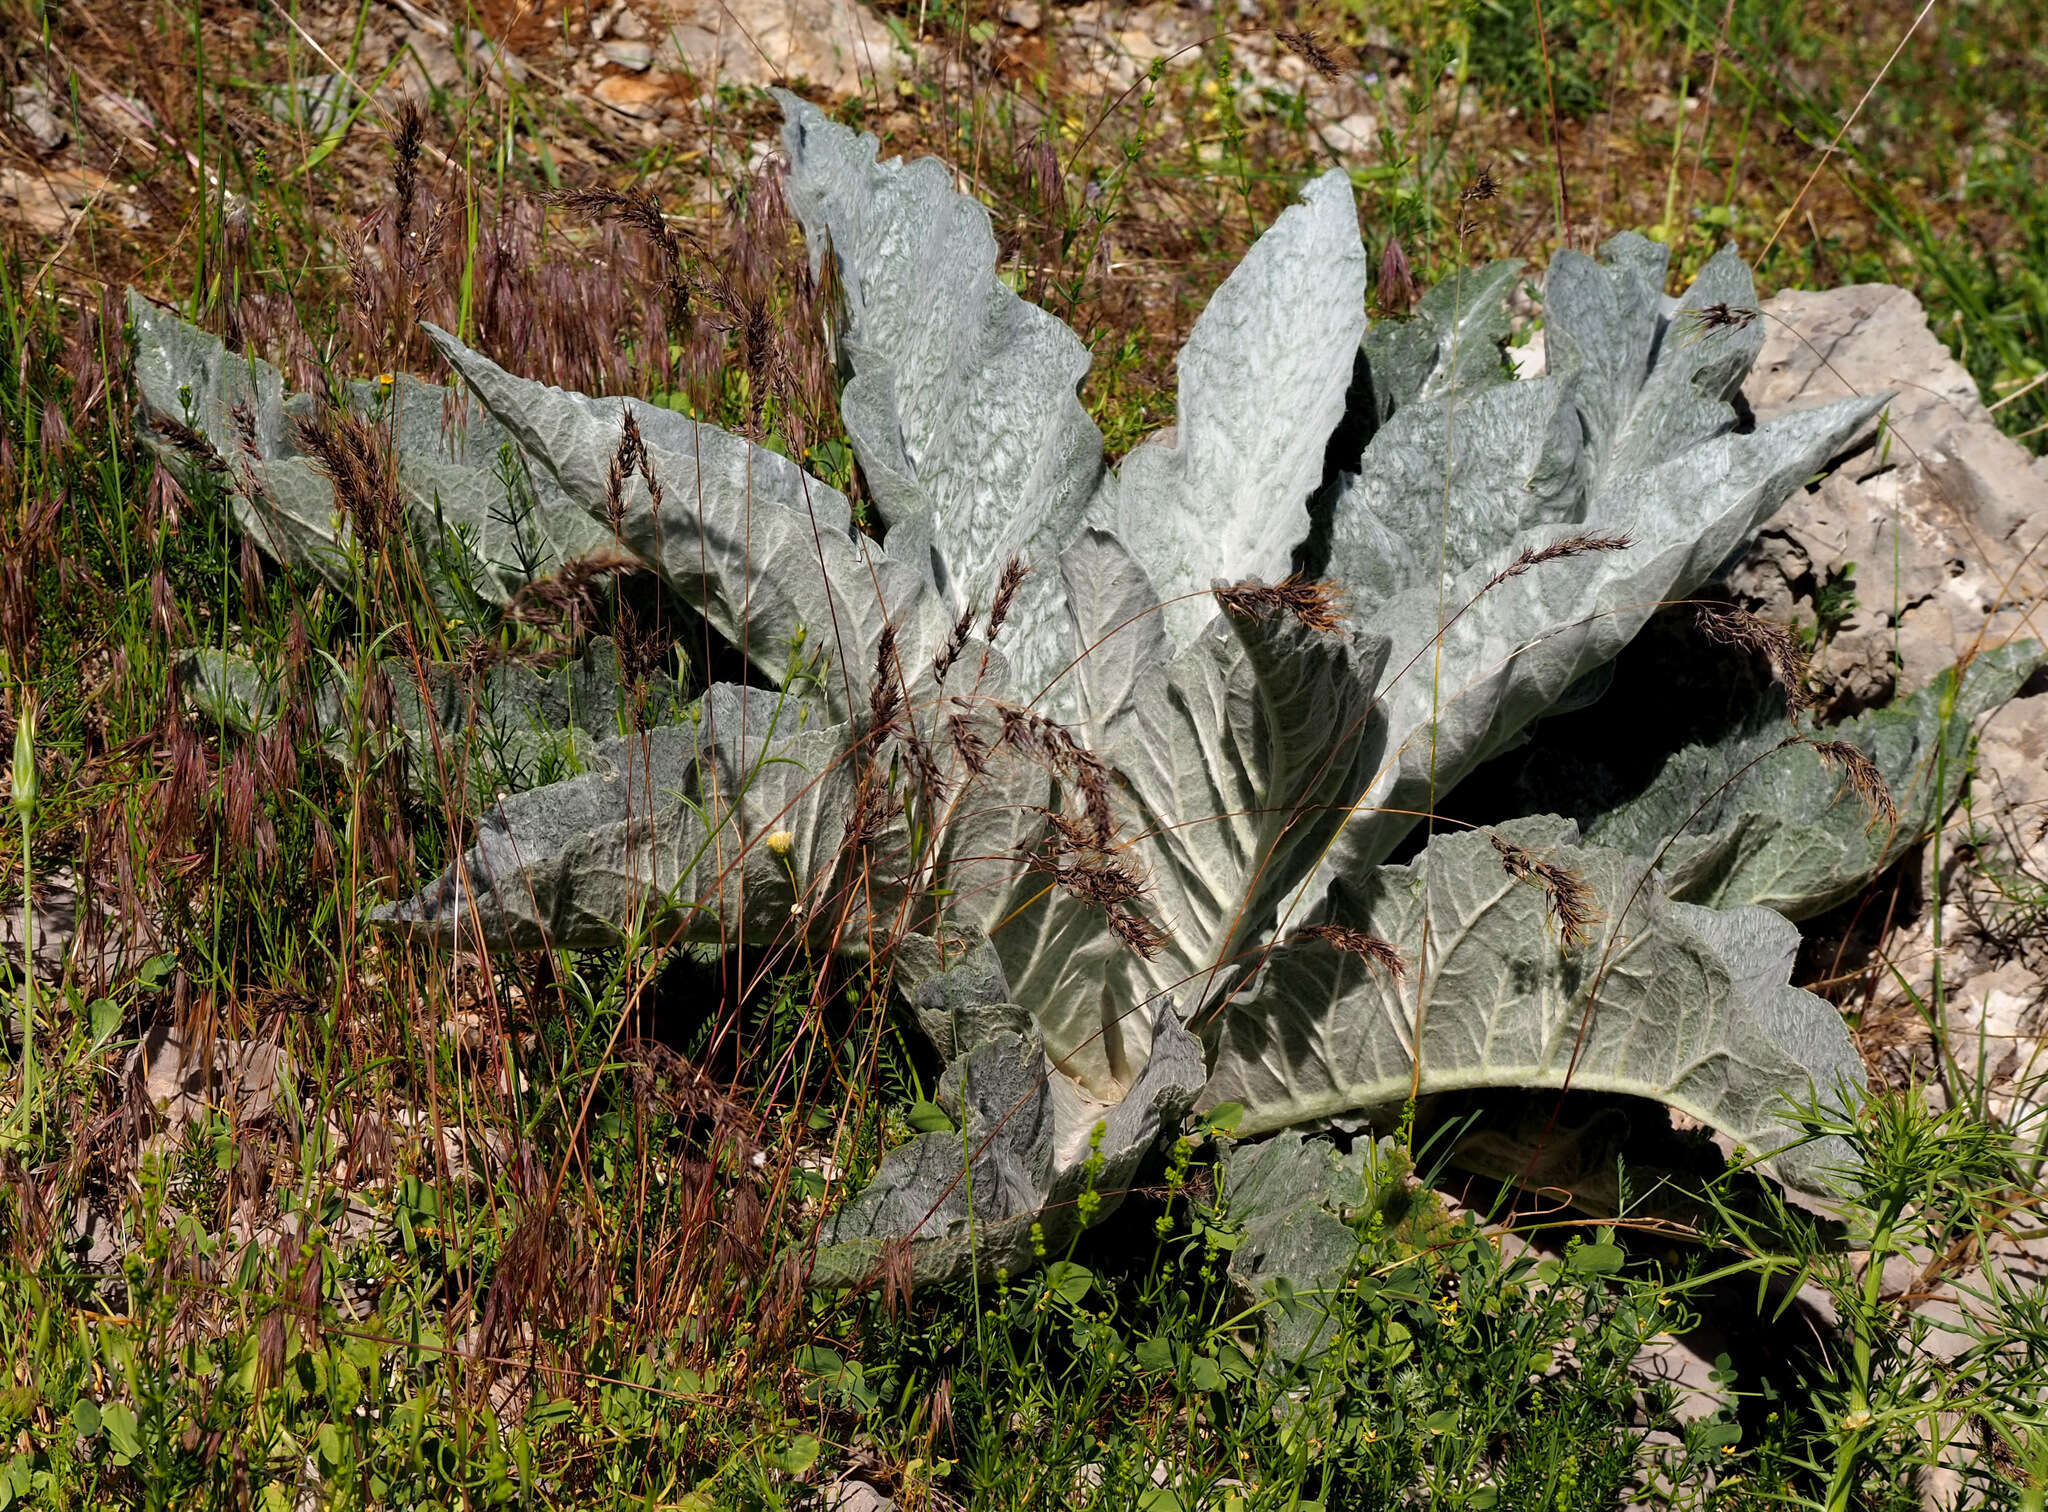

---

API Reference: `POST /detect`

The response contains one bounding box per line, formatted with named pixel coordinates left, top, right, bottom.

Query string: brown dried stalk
left=1679, top=302, right=1760, bottom=339
left=552, top=185, right=697, bottom=330
left=603, top=406, right=645, bottom=535
left=985, top=555, right=1031, bottom=643
left=1376, top=236, right=1417, bottom=317
left=869, top=623, right=905, bottom=742
left=390, top=101, right=426, bottom=241
left=1027, top=805, right=1170, bottom=960
left=947, top=710, right=992, bottom=778
left=996, top=703, right=1115, bottom=847
left=504, top=547, right=641, bottom=631
left=1490, top=833, right=1599, bottom=951
left=290, top=408, right=403, bottom=554
left=933, top=605, right=976, bottom=682
left=1276, top=27, right=1343, bottom=81
left=148, top=415, right=228, bottom=474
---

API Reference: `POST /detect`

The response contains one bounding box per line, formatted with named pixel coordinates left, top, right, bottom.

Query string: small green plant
left=1813, top=560, right=1860, bottom=642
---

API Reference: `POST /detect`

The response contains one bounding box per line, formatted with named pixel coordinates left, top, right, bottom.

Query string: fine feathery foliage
left=131, top=95, right=2024, bottom=1283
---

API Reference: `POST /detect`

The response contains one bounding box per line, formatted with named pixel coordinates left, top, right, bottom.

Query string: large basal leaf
left=988, top=531, right=1391, bottom=1099
left=1100, top=170, right=1368, bottom=651
left=1219, top=1131, right=1407, bottom=1369
left=417, top=324, right=950, bottom=724
left=779, top=92, right=1106, bottom=704
left=812, top=1001, right=1204, bottom=1286
left=1204, top=817, right=1866, bottom=1197
left=129, top=293, right=611, bottom=602
left=1563, top=642, right=2043, bottom=920
left=373, top=684, right=885, bottom=951
left=1357, top=257, right=1525, bottom=427
left=342, top=114, right=1911, bottom=1276
left=182, top=638, right=691, bottom=801
left=1309, top=239, right=1888, bottom=896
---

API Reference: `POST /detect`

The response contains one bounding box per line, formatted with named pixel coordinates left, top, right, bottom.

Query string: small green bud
left=10, top=696, right=36, bottom=818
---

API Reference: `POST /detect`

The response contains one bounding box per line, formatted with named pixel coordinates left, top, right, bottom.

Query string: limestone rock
left=601, top=38, right=655, bottom=71
left=593, top=71, right=675, bottom=120
left=9, top=84, right=68, bottom=155
left=0, top=165, right=147, bottom=236
left=826, top=1483, right=896, bottom=1512
left=1728, top=284, right=2048, bottom=711
left=0, top=869, right=79, bottom=984
left=642, top=0, right=907, bottom=96
left=127, top=1023, right=297, bottom=1147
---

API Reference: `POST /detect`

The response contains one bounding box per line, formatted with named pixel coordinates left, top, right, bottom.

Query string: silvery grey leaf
left=891, top=927, right=1031, bottom=1060
left=422, top=322, right=954, bottom=722
left=373, top=684, right=879, bottom=950
left=813, top=1001, right=1203, bottom=1286
left=1325, top=374, right=1583, bottom=608
left=1314, top=233, right=1889, bottom=892
left=1540, top=232, right=1673, bottom=473
left=128, top=292, right=611, bottom=602
left=1204, top=817, right=1866, bottom=1197
left=1567, top=641, right=2043, bottom=919
left=1101, top=170, right=1368, bottom=649
left=1359, top=257, right=1525, bottom=427
left=993, top=532, right=1390, bottom=1099
left=1221, top=1131, right=1407, bottom=1369
left=181, top=638, right=691, bottom=802
left=779, top=92, right=1106, bottom=702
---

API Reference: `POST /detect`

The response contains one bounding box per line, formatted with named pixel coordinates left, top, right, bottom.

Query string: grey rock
left=1632, top=1330, right=1728, bottom=1426
left=127, top=1023, right=297, bottom=1139
left=10, top=84, right=68, bottom=154
left=826, top=1483, right=896, bottom=1512
left=1728, top=284, right=2048, bottom=709
left=265, top=73, right=353, bottom=132
left=0, top=869, right=78, bottom=984
left=600, top=39, right=655, bottom=71
left=649, top=0, right=907, bottom=95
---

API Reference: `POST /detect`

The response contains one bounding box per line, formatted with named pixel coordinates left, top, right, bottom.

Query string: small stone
left=10, top=84, right=68, bottom=154
left=1000, top=0, right=1041, bottom=28
left=0, top=166, right=131, bottom=237
left=593, top=71, right=670, bottom=119
left=612, top=6, right=649, bottom=39
left=825, top=1482, right=895, bottom=1512
left=90, top=91, right=156, bottom=144
left=1634, top=1332, right=1730, bottom=1426
left=601, top=38, right=655, bottom=71
left=126, top=1023, right=296, bottom=1137
left=1326, top=109, right=1380, bottom=151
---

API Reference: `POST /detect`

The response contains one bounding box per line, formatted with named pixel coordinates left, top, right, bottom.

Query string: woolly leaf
left=780, top=92, right=1106, bottom=702
left=372, top=684, right=880, bottom=950
left=993, top=532, right=1390, bottom=1098
left=1312, top=236, right=1888, bottom=891
left=1564, top=641, right=2044, bottom=919
left=129, top=292, right=610, bottom=602
left=419, top=324, right=944, bottom=722
left=813, top=1003, right=1204, bottom=1286
left=1204, top=818, right=1866, bottom=1197
left=1101, top=169, right=1368, bottom=650
left=181, top=639, right=690, bottom=801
